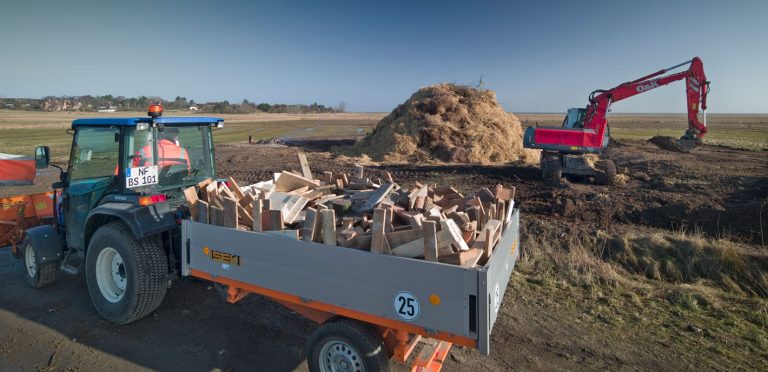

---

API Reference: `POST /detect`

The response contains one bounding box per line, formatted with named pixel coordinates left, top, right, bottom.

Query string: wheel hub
left=320, top=341, right=363, bottom=372
left=95, top=247, right=126, bottom=303
left=24, top=244, right=37, bottom=277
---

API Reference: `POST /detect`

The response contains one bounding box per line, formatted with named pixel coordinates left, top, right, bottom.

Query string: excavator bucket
left=648, top=136, right=700, bottom=153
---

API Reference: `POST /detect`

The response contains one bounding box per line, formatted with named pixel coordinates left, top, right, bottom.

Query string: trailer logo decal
left=393, top=291, right=420, bottom=321
left=203, top=246, right=241, bottom=267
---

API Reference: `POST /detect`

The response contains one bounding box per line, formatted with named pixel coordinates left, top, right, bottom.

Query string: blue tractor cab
left=24, top=105, right=225, bottom=324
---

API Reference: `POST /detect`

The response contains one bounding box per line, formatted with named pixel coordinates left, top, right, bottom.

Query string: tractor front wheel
left=22, top=239, right=58, bottom=288
left=85, top=222, right=168, bottom=324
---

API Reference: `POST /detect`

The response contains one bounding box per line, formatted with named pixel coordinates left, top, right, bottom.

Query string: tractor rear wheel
left=594, top=159, right=617, bottom=185
left=540, top=152, right=563, bottom=185
left=85, top=221, right=167, bottom=324
left=307, top=319, right=390, bottom=372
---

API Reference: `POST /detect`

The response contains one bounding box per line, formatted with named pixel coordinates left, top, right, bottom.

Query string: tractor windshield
left=124, top=125, right=215, bottom=192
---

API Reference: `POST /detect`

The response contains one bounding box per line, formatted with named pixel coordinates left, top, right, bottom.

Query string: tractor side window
left=69, top=127, right=120, bottom=180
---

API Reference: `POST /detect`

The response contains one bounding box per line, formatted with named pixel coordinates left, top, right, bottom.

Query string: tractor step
left=60, top=251, right=84, bottom=275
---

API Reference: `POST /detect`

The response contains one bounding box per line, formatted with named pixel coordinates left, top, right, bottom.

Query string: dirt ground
left=1, top=139, right=766, bottom=371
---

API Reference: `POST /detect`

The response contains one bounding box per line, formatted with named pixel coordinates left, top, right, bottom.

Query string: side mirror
left=35, top=146, right=50, bottom=169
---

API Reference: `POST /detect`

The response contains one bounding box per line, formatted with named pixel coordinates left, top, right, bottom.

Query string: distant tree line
left=0, top=95, right=347, bottom=114
left=203, top=100, right=345, bottom=114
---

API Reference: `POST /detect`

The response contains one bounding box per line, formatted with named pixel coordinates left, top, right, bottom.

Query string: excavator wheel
left=540, top=152, right=563, bottom=185
left=594, top=159, right=616, bottom=185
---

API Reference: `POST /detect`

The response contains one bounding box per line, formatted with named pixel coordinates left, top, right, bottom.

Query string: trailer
left=182, top=209, right=521, bottom=371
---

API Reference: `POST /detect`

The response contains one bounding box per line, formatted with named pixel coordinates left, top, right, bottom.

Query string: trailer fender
left=24, top=225, right=64, bottom=264
left=85, top=202, right=177, bottom=247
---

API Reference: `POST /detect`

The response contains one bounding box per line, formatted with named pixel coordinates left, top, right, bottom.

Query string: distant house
left=98, top=106, right=117, bottom=113
left=189, top=105, right=199, bottom=111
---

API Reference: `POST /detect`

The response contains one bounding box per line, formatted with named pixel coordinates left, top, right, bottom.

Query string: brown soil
left=354, top=83, right=538, bottom=164
left=1, top=139, right=766, bottom=371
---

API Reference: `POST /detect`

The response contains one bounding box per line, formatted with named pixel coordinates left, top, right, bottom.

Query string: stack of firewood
left=183, top=153, right=515, bottom=268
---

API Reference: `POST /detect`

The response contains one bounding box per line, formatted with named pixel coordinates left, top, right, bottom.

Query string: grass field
left=1, top=111, right=766, bottom=161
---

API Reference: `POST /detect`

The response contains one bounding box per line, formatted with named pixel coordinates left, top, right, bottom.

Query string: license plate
left=126, top=165, right=158, bottom=188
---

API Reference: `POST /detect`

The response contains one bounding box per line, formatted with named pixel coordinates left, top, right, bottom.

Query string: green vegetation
left=0, top=96, right=346, bottom=114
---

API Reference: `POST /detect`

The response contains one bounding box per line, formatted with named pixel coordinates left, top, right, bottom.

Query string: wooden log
left=237, top=204, right=253, bottom=227
left=439, top=219, right=470, bottom=251
left=302, top=207, right=319, bottom=242
left=477, top=187, right=496, bottom=203
left=221, top=197, right=239, bottom=228
left=320, top=209, right=336, bottom=245
left=391, top=238, right=425, bottom=258
left=323, top=171, right=333, bottom=185
left=196, top=200, right=209, bottom=224
left=226, top=177, right=246, bottom=200
left=385, top=171, right=394, bottom=184
left=264, top=210, right=283, bottom=231
left=423, top=221, right=438, bottom=262
left=332, top=199, right=352, bottom=216
left=274, top=171, right=317, bottom=192
left=495, top=185, right=516, bottom=201
left=197, top=178, right=213, bottom=191
left=205, top=181, right=218, bottom=203
left=385, top=228, right=423, bottom=247
left=209, top=204, right=223, bottom=226
left=252, top=199, right=263, bottom=232
left=359, top=183, right=395, bottom=211
left=297, top=152, right=313, bottom=180
left=354, top=164, right=364, bottom=179
left=371, top=208, right=386, bottom=254
left=439, top=248, right=483, bottom=267
left=183, top=186, right=199, bottom=221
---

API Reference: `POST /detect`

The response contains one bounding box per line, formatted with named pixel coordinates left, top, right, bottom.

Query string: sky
left=1, top=0, right=766, bottom=113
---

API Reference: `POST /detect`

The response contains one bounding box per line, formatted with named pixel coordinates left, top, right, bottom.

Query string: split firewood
left=252, top=199, right=264, bottom=232
left=227, top=177, right=246, bottom=200
left=423, top=221, right=438, bottom=262
left=297, top=152, right=313, bottom=180
left=320, top=209, right=336, bottom=245
left=184, top=186, right=199, bottom=221
left=371, top=208, right=387, bottom=254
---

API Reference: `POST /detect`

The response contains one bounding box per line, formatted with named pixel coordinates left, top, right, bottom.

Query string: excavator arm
left=524, top=57, right=710, bottom=153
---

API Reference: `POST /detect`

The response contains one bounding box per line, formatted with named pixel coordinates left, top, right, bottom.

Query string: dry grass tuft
left=606, top=230, right=768, bottom=297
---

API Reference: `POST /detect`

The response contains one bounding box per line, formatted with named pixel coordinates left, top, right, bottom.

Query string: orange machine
left=0, top=191, right=56, bottom=256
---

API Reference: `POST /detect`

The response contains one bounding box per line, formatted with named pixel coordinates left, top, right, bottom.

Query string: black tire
left=85, top=221, right=168, bottom=324
left=22, top=240, right=58, bottom=288
left=307, top=319, right=390, bottom=372
left=594, top=159, right=617, bottom=185
left=540, top=152, right=563, bottom=185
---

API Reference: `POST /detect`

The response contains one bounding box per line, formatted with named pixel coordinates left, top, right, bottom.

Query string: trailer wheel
left=307, top=319, right=390, bottom=372
left=85, top=221, right=167, bottom=324
left=594, top=159, right=617, bottom=185
left=22, top=240, right=58, bottom=288
left=540, top=152, right=563, bottom=185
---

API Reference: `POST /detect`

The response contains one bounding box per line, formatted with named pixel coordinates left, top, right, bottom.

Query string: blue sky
left=1, top=0, right=766, bottom=113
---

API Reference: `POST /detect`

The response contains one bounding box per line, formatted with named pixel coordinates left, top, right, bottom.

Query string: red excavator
left=523, top=57, right=710, bottom=185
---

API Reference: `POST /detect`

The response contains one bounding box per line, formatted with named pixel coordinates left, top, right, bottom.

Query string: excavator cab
left=562, top=108, right=586, bottom=128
